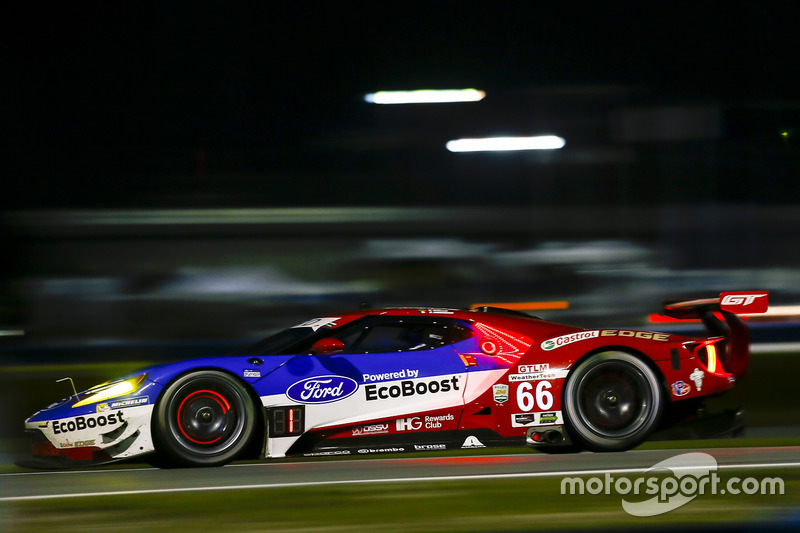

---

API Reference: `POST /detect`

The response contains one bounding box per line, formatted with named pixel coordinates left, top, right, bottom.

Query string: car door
left=331, top=317, right=471, bottom=424
left=261, top=316, right=472, bottom=454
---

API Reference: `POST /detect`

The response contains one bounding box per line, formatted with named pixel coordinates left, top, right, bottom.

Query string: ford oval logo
left=286, top=375, right=359, bottom=404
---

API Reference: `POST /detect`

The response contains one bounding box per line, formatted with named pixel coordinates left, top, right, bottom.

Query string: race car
left=20, top=291, right=768, bottom=468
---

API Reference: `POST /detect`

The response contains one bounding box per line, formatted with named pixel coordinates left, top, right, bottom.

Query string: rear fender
left=661, top=292, right=767, bottom=379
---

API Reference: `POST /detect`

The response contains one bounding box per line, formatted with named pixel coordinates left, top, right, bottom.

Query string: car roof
left=346, top=307, right=588, bottom=340
left=330, top=306, right=574, bottom=331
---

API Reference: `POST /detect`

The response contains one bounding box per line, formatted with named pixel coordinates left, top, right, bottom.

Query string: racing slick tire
left=153, top=370, right=256, bottom=467
left=562, top=351, right=663, bottom=452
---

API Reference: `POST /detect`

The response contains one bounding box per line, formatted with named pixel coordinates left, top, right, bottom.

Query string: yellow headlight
left=72, top=374, right=147, bottom=408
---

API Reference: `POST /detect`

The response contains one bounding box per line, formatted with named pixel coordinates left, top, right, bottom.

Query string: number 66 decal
left=516, top=381, right=554, bottom=411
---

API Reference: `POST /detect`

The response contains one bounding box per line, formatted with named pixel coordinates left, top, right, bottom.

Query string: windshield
left=230, top=328, right=321, bottom=356
left=230, top=315, right=365, bottom=356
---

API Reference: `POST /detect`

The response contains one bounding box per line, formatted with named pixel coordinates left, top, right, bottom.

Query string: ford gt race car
left=21, top=291, right=767, bottom=468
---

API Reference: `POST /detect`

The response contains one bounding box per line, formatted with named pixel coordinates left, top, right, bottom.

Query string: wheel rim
left=168, top=380, right=247, bottom=455
left=574, top=360, right=653, bottom=439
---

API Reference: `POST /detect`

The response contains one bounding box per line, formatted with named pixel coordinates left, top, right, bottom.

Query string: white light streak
left=446, top=135, right=566, bottom=152
left=364, top=89, right=486, bottom=105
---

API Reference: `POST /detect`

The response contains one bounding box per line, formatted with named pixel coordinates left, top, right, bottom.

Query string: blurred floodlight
left=446, top=135, right=566, bottom=152
left=364, top=89, right=486, bottom=104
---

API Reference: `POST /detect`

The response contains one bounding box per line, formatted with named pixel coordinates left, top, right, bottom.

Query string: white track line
left=2, top=461, right=800, bottom=502
left=0, top=466, right=159, bottom=477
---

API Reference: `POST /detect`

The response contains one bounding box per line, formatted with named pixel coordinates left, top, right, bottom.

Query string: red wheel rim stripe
left=176, top=389, right=231, bottom=444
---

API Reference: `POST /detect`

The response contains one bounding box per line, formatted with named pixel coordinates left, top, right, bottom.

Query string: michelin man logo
left=689, top=368, right=704, bottom=392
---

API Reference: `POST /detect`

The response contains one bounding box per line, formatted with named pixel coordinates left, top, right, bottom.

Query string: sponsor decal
left=539, top=412, right=559, bottom=424
left=60, top=439, right=95, bottom=448
left=512, top=411, right=563, bottom=427
left=396, top=413, right=454, bottom=431
left=514, top=414, right=537, bottom=425
left=364, top=376, right=460, bottom=401
left=519, top=364, right=550, bottom=373
left=689, top=368, right=704, bottom=391
left=303, top=450, right=351, bottom=457
left=720, top=291, right=769, bottom=314
left=352, top=423, right=390, bottom=436
left=427, top=413, right=455, bottom=422
left=424, top=413, right=455, bottom=429
left=493, top=384, right=509, bottom=403
left=286, top=375, right=359, bottom=404
left=414, top=444, right=447, bottom=451
left=541, top=330, right=599, bottom=351
left=97, top=397, right=149, bottom=412
left=509, top=369, right=569, bottom=382
left=671, top=381, right=691, bottom=397
left=461, top=436, right=486, bottom=449
left=357, top=447, right=405, bottom=454
left=52, top=412, right=124, bottom=435
left=243, top=369, right=261, bottom=378
left=292, top=317, right=340, bottom=331
left=601, top=330, right=671, bottom=341
left=362, top=368, right=419, bottom=382
left=396, top=417, right=422, bottom=431
left=419, top=308, right=455, bottom=315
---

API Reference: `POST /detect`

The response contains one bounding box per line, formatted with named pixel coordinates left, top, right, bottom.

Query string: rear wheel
left=154, top=370, right=256, bottom=467
left=563, top=351, right=663, bottom=452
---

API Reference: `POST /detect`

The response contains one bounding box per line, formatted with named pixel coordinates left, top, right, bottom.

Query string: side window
left=335, top=327, right=365, bottom=352
left=337, top=320, right=473, bottom=354
left=447, top=322, right=474, bottom=345
left=356, top=325, right=419, bottom=353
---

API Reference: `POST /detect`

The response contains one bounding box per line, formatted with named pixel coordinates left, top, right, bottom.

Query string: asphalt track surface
left=2, top=446, right=799, bottom=502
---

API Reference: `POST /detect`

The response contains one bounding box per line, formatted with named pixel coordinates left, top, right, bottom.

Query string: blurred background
left=3, top=4, right=800, bottom=429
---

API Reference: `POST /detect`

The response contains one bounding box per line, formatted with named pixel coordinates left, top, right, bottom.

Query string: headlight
left=72, top=374, right=147, bottom=408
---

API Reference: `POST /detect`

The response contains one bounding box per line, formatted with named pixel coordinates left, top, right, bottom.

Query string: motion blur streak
left=364, top=89, right=485, bottom=104
left=446, top=135, right=566, bottom=152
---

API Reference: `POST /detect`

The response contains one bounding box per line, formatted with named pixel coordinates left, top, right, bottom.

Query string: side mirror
left=311, top=338, right=345, bottom=355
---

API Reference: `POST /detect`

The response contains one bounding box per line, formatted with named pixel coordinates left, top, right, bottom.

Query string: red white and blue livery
left=22, top=292, right=767, bottom=468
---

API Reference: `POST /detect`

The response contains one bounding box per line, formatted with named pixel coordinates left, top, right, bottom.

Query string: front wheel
left=153, top=370, right=256, bottom=467
left=562, top=351, right=663, bottom=452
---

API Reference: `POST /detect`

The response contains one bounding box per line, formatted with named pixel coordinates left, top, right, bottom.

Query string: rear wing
left=660, top=292, right=768, bottom=378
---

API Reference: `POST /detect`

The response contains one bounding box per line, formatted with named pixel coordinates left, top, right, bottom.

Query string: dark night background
left=7, top=3, right=800, bottom=209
